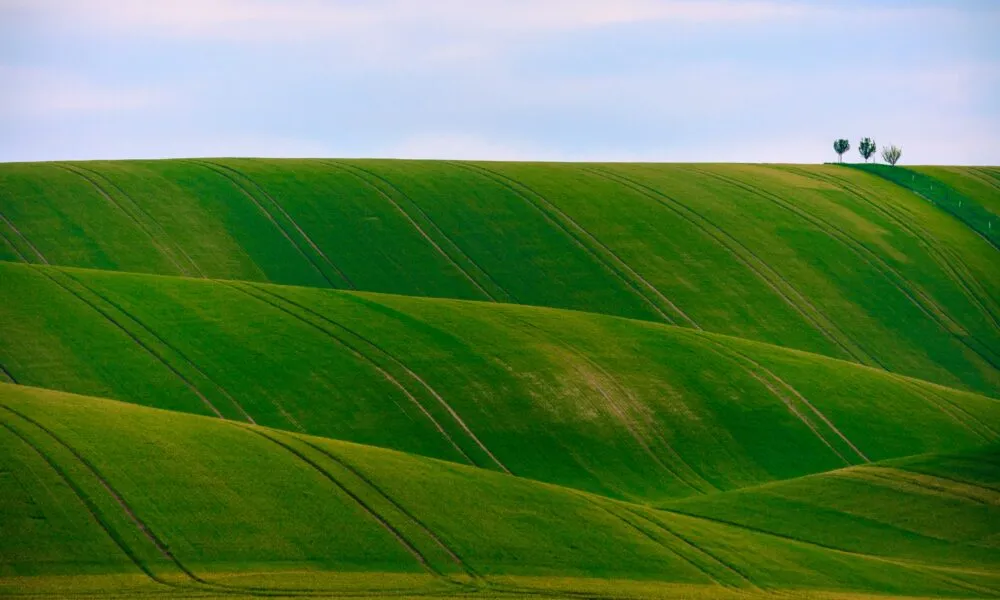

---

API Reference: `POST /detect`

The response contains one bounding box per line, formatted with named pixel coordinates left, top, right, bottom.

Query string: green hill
left=2, top=383, right=997, bottom=599
left=1, top=159, right=998, bottom=599
left=1, top=160, right=997, bottom=395
left=2, top=262, right=998, bottom=505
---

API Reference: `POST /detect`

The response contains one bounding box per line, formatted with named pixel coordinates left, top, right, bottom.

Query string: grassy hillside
left=2, top=383, right=996, bottom=599
left=2, top=262, right=997, bottom=505
left=1, top=160, right=998, bottom=395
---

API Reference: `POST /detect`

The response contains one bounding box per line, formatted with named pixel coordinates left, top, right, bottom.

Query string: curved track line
left=293, top=435, right=480, bottom=580
left=851, top=467, right=997, bottom=506
left=322, top=161, right=503, bottom=302
left=0, top=362, right=17, bottom=384
left=657, top=505, right=1000, bottom=597
left=698, top=334, right=868, bottom=463
left=0, top=420, right=170, bottom=588
left=59, top=271, right=255, bottom=424
left=886, top=375, right=995, bottom=441
left=588, top=165, right=878, bottom=366
left=68, top=164, right=206, bottom=278
left=693, top=167, right=1000, bottom=372
left=219, top=281, right=477, bottom=468
left=0, top=209, right=48, bottom=263
left=239, top=427, right=439, bottom=575
left=198, top=160, right=355, bottom=289
left=32, top=268, right=225, bottom=419
left=621, top=505, right=761, bottom=591
left=183, top=160, right=341, bottom=289
left=500, top=311, right=714, bottom=494
left=257, top=285, right=511, bottom=474
left=792, top=167, right=1000, bottom=335
left=0, top=227, right=29, bottom=262
left=448, top=161, right=694, bottom=327
left=53, top=164, right=191, bottom=277
left=0, top=405, right=212, bottom=589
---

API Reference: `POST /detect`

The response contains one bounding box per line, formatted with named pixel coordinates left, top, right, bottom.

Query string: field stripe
left=31, top=268, right=225, bottom=419
left=657, top=506, right=1000, bottom=597
left=0, top=405, right=212, bottom=589
left=886, top=375, right=996, bottom=441
left=197, top=160, right=356, bottom=289
left=53, top=164, right=192, bottom=277
left=239, top=427, right=440, bottom=575
left=792, top=167, right=1000, bottom=336
left=0, top=362, right=17, bottom=384
left=500, top=311, right=715, bottom=494
left=322, top=160, right=508, bottom=303
left=183, top=160, right=342, bottom=289
left=219, top=281, right=478, bottom=468
left=0, top=228, right=28, bottom=262
left=693, top=168, right=1000, bottom=372
left=588, top=166, right=879, bottom=366
left=63, top=271, right=258, bottom=424
left=450, top=161, right=695, bottom=327
left=293, top=435, right=480, bottom=580
left=623, top=505, right=761, bottom=591
left=853, top=467, right=1000, bottom=506
left=699, top=335, right=868, bottom=464
left=0, top=419, right=170, bottom=587
left=66, top=164, right=207, bottom=277
left=257, top=285, right=511, bottom=474
left=0, top=209, right=48, bottom=264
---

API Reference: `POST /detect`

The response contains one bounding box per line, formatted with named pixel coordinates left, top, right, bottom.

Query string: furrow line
left=199, top=160, right=355, bottom=289
left=500, top=311, right=713, bottom=494
left=700, top=335, right=867, bottom=463
left=622, top=505, right=760, bottom=591
left=886, top=375, right=994, bottom=441
left=219, top=281, right=477, bottom=467
left=183, top=160, right=340, bottom=289
left=238, top=426, right=440, bottom=575
left=0, top=226, right=29, bottom=262
left=322, top=160, right=504, bottom=302
left=0, top=419, right=171, bottom=588
left=60, top=271, right=256, bottom=424
left=32, top=267, right=226, bottom=419
left=294, top=435, right=480, bottom=579
left=258, top=285, right=511, bottom=474
left=694, top=168, right=1000, bottom=371
left=798, top=167, right=1000, bottom=334
left=0, top=404, right=213, bottom=589
left=0, top=362, right=16, bottom=384
left=449, top=161, right=692, bottom=327
left=657, top=505, right=1000, bottom=597
left=597, top=502, right=737, bottom=590
left=53, top=164, right=190, bottom=277
left=856, top=467, right=997, bottom=506
left=66, top=163, right=206, bottom=277
left=588, top=166, right=877, bottom=366
left=0, top=209, right=48, bottom=263
left=969, top=168, right=1000, bottom=193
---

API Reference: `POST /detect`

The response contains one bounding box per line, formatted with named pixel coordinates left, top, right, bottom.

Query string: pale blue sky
left=2, top=0, right=998, bottom=164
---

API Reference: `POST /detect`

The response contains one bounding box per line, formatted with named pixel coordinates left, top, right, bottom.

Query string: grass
left=1, top=262, right=998, bottom=506
left=2, top=383, right=996, bottom=599
left=0, top=160, right=997, bottom=396
left=2, top=158, right=998, bottom=599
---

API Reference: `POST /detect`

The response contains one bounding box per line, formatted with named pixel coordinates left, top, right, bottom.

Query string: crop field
left=0, top=160, right=997, bottom=599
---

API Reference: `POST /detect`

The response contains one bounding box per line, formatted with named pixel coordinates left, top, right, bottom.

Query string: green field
left=1, top=160, right=997, bottom=598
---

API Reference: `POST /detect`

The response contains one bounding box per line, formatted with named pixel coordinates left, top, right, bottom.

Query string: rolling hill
left=1, top=159, right=998, bottom=599
left=1, top=160, right=997, bottom=396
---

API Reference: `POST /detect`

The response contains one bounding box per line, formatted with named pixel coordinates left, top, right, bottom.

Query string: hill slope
left=2, top=262, right=997, bottom=504
left=1, top=160, right=997, bottom=395
left=2, top=383, right=997, bottom=599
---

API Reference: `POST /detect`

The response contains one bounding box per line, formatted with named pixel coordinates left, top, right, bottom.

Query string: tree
left=833, top=139, right=850, bottom=163
left=881, top=145, right=902, bottom=166
left=859, top=137, right=876, bottom=163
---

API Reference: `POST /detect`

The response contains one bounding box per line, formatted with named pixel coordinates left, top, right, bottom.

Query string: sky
left=1, top=0, right=998, bottom=164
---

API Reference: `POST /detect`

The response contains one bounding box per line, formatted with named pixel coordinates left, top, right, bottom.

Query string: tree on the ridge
left=881, top=145, right=902, bottom=166
left=859, top=137, right=877, bottom=163
left=833, top=139, right=850, bottom=163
